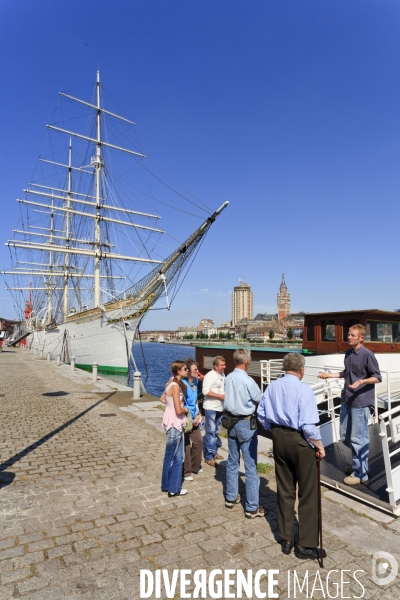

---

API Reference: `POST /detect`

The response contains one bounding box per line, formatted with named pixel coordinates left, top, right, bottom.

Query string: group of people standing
left=159, top=355, right=226, bottom=497
left=160, top=323, right=381, bottom=561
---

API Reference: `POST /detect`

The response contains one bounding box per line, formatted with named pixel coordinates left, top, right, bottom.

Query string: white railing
left=260, top=359, right=284, bottom=390
left=308, top=379, right=342, bottom=446
left=379, top=403, right=400, bottom=508
left=260, top=359, right=400, bottom=422
left=376, top=370, right=400, bottom=415
left=260, top=358, right=400, bottom=512
left=260, top=359, right=343, bottom=446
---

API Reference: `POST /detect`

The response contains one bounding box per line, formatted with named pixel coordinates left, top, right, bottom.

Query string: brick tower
left=277, top=273, right=290, bottom=320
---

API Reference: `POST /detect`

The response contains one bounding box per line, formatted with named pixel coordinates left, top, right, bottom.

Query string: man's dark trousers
left=272, top=427, right=319, bottom=547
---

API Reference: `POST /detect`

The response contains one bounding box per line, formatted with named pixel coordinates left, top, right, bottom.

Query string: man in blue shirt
left=224, top=348, right=264, bottom=519
left=319, top=324, right=381, bottom=485
left=258, top=352, right=326, bottom=561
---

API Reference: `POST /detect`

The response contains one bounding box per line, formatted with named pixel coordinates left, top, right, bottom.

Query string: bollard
left=133, top=371, right=141, bottom=400
left=71, top=356, right=75, bottom=372
left=56, top=353, right=61, bottom=366
left=41, top=349, right=44, bottom=358
left=92, top=362, right=98, bottom=382
left=47, top=352, right=51, bottom=361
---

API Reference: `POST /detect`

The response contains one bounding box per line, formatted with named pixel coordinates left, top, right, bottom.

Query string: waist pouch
left=222, top=414, right=240, bottom=430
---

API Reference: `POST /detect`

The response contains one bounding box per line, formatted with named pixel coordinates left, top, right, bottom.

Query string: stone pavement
left=1, top=348, right=400, bottom=599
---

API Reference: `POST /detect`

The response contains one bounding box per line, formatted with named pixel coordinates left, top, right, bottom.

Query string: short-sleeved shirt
left=340, top=346, right=381, bottom=408
left=202, top=370, right=225, bottom=412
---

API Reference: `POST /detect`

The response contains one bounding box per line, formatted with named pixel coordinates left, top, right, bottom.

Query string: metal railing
left=260, top=359, right=343, bottom=445
left=259, top=357, right=400, bottom=511
left=8, top=326, right=33, bottom=347
left=379, top=403, right=400, bottom=508
left=260, top=359, right=284, bottom=390
left=376, top=370, right=400, bottom=415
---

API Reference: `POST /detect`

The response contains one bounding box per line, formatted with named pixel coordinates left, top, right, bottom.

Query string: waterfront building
left=232, top=280, right=253, bottom=326
left=139, top=330, right=177, bottom=341
left=199, top=318, right=214, bottom=331
left=246, top=319, right=272, bottom=329
left=247, top=319, right=287, bottom=340
left=246, top=326, right=270, bottom=342
left=203, top=326, right=218, bottom=337
left=0, top=318, right=21, bottom=337
left=254, top=313, right=277, bottom=321
left=277, top=273, right=290, bottom=320
left=177, top=326, right=200, bottom=338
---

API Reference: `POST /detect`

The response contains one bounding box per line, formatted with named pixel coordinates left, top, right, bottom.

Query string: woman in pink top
left=161, top=361, right=189, bottom=497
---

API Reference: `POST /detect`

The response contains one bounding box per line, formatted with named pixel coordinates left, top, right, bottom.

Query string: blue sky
left=1, top=1, right=400, bottom=329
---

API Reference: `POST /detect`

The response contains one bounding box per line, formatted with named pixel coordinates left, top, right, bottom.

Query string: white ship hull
left=30, top=305, right=143, bottom=373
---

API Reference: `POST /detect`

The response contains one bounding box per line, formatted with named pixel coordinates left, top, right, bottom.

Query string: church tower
left=277, top=273, right=290, bottom=320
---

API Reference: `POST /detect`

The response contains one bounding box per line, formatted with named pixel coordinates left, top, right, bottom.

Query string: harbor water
left=103, top=342, right=195, bottom=396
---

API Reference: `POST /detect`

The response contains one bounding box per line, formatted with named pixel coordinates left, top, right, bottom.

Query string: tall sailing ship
left=3, top=73, right=228, bottom=373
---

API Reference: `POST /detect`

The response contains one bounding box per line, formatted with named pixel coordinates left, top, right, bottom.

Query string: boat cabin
left=302, top=309, right=400, bottom=355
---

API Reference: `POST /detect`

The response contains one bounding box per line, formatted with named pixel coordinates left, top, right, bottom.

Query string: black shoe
left=294, top=545, right=327, bottom=560
left=281, top=540, right=294, bottom=555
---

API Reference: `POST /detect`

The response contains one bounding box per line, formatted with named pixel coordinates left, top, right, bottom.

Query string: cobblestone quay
left=1, top=348, right=399, bottom=599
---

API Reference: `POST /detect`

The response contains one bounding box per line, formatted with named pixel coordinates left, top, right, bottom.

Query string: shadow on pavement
left=0, top=471, right=15, bottom=489
left=213, top=461, right=280, bottom=545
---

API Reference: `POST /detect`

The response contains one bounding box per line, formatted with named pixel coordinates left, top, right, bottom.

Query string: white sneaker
left=184, top=476, right=193, bottom=481
left=195, top=467, right=203, bottom=474
left=168, top=489, right=188, bottom=497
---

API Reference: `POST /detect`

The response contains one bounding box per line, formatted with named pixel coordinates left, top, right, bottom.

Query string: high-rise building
left=277, top=273, right=290, bottom=320
left=232, top=280, right=253, bottom=326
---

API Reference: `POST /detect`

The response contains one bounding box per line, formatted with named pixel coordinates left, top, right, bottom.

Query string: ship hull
left=30, top=306, right=143, bottom=373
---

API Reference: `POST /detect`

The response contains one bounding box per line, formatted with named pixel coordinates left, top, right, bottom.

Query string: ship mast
left=46, top=197, right=55, bottom=324
left=63, top=139, right=72, bottom=319
left=94, top=71, right=102, bottom=307
left=3, top=73, right=202, bottom=325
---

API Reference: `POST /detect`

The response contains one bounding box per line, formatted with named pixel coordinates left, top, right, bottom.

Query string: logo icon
left=372, top=551, right=398, bottom=586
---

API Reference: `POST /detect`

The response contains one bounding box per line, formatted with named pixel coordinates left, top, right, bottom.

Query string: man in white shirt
left=202, top=356, right=225, bottom=466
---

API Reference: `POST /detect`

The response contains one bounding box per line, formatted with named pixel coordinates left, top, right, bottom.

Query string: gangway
left=8, top=328, right=33, bottom=347
left=259, top=358, right=400, bottom=515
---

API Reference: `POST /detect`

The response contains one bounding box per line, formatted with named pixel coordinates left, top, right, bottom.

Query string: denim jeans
left=226, top=419, right=259, bottom=512
left=204, top=410, right=223, bottom=460
left=340, top=403, right=370, bottom=481
left=161, top=426, right=184, bottom=493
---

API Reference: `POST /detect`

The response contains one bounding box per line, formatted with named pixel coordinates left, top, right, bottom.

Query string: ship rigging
left=2, top=72, right=228, bottom=372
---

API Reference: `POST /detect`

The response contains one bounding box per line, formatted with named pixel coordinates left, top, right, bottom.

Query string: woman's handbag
left=184, top=411, right=193, bottom=433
